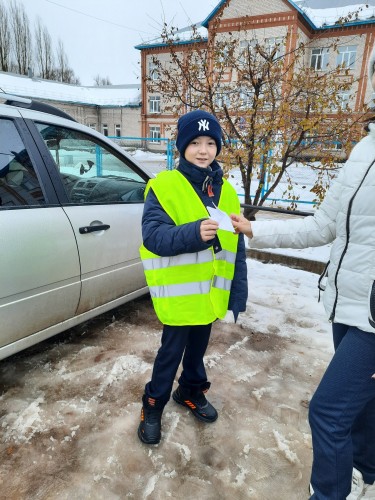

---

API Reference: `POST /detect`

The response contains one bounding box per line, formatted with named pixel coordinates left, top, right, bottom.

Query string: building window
left=265, top=37, right=284, bottom=59
left=148, top=61, right=159, bottom=81
left=149, top=126, right=161, bottom=144
left=310, top=48, right=330, bottom=71
left=215, top=92, right=231, bottom=109
left=102, top=124, right=108, bottom=136
left=115, top=124, right=121, bottom=137
left=149, top=96, right=161, bottom=114
left=336, top=45, right=357, bottom=69
left=88, top=123, right=96, bottom=130
left=217, top=47, right=229, bottom=65
left=338, top=92, right=351, bottom=110
left=239, top=39, right=257, bottom=65
left=239, top=89, right=253, bottom=108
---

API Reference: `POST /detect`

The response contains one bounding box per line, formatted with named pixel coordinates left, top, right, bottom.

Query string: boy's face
left=184, top=136, right=217, bottom=168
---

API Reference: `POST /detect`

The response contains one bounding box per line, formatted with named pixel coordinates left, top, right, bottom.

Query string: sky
left=13, top=0, right=375, bottom=86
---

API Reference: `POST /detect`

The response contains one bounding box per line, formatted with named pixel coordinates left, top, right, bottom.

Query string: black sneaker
left=137, top=395, right=164, bottom=444
left=172, top=385, right=218, bottom=423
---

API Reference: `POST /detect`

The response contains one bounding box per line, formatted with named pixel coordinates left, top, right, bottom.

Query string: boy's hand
left=200, top=219, right=219, bottom=242
left=230, top=214, right=253, bottom=237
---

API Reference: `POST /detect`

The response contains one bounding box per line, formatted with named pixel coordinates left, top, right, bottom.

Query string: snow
left=301, top=4, right=375, bottom=28
left=0, top=249, right=337, bottom=497
left=0, top=71, right=141, bottom=106
left=135, top=23, right=207, bottom=48
left=226, top=164, right=334, bottom=262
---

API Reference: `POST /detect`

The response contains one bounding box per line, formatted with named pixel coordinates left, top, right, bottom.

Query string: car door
left=0, top=113, right=81, bottom=352
left=32, top=121, right=149, bottom=315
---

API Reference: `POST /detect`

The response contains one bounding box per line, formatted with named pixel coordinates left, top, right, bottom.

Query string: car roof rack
left=0, top=92, right=77, bottom=122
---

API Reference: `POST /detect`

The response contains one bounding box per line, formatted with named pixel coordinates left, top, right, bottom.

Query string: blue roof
left=201, top=0, right=227, bottom=28
left=135, top=37, right=207, bottom=50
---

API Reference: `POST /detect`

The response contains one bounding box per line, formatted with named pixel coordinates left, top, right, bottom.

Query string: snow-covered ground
left=3, top=218, right=374, bottom=496
left=0, top=255, right=335, bottom=499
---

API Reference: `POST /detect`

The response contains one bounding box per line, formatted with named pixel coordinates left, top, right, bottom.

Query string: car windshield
left=35, top=123, right=148, bottom=204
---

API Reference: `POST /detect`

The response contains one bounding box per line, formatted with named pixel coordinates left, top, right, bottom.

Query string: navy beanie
left=176, top=110, right=222, bottom=158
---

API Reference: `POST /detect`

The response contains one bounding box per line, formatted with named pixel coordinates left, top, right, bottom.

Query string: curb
left=246, top=248, right=326, bottom=275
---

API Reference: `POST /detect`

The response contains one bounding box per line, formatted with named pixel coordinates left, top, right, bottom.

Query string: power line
left=45, top=0, right=154, bottom=35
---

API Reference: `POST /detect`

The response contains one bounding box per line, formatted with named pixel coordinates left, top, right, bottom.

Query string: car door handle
left=79, top=224, right=110, bottom=234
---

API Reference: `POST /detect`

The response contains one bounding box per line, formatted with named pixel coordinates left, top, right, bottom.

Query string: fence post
left=166, top=139, right=175, bottom=170
left=95, top=145, right=102, bottom=176
left=260, top=146, right=273, bottom=198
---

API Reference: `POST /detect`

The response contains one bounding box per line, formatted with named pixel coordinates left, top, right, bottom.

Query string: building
left=2, top=0, right=375, bottom=153
left=0, top=71, right=141, bottom=138
left=136, top=0, right=375, bottom=149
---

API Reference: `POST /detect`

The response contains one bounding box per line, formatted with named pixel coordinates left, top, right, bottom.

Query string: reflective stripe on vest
left=149, top=280, right=212, bottom=298
left=215, top=249, right=236, bottom=264
left=149, top=275, right=233, bottom=299
left=140, top=170, right=240, bottom=326
left=212, top=276, right=232, bottom=291
left=142, top=248, right=213, bottom=271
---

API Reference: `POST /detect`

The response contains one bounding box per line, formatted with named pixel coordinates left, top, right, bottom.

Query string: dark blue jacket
left=142, top=157, right=248, bottom=321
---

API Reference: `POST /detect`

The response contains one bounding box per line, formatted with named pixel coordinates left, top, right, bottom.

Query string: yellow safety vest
left=140, top=170, right=240, bottom=326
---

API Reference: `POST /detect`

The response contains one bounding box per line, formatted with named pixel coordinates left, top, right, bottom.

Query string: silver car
left=0, top=94, right=153, bottom=360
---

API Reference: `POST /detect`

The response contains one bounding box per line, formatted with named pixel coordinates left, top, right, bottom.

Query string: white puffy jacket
left=250, top=125, right=375, bottom=333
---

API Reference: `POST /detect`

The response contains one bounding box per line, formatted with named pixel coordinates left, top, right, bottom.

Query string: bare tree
left=9, top=0, right=32, bottom=75
left=34, top=16, right=54, bottom=79
left=93, top=74, right=112, bottom=86
left=147, top=16, right=369, bottom=218
left=0, top=0, right=12, bottom=71
left=54, top=38, right=80, bottom=84
left=55, top=38, right=67, bottom=81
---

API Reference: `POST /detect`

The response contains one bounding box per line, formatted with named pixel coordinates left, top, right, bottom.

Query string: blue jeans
left=309, top=323, right=375, bottom=499
left=145, top=323, right=212, bottom=402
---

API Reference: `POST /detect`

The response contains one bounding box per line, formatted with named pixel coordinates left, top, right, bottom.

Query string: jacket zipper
left=329, top=158, right=375, bottom=322
left=369, top=282, right=375, bottom=328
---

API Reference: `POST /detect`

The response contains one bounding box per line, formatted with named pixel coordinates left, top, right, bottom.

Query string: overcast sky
left=14, top=0, right=375, bottom=86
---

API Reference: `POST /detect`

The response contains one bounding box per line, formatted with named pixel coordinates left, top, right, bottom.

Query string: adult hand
left=200, top=219, right=219, bottom=242
left=230, top=214, right=253, bottom=237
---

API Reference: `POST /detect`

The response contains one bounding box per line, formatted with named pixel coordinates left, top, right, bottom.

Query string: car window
left=35, top=123, right=147, bottom=204
left=0, top=119, right=45, bottom=208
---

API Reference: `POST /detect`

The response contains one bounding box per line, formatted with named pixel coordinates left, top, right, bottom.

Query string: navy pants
left=145, top=323, right=212, bottom=402
left=309, top=323, right=375, bottom=499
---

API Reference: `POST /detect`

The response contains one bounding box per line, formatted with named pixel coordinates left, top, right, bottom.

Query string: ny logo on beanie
left=198, top=119, right=210, bottom=132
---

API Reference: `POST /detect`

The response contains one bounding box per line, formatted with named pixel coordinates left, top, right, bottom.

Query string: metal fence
left=109, top=136, right=175, bottom=170
left=109, top=136, right=346, bottom=208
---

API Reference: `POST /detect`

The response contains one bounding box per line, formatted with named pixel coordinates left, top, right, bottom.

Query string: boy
left=138, top=109, right=248, bottom=444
